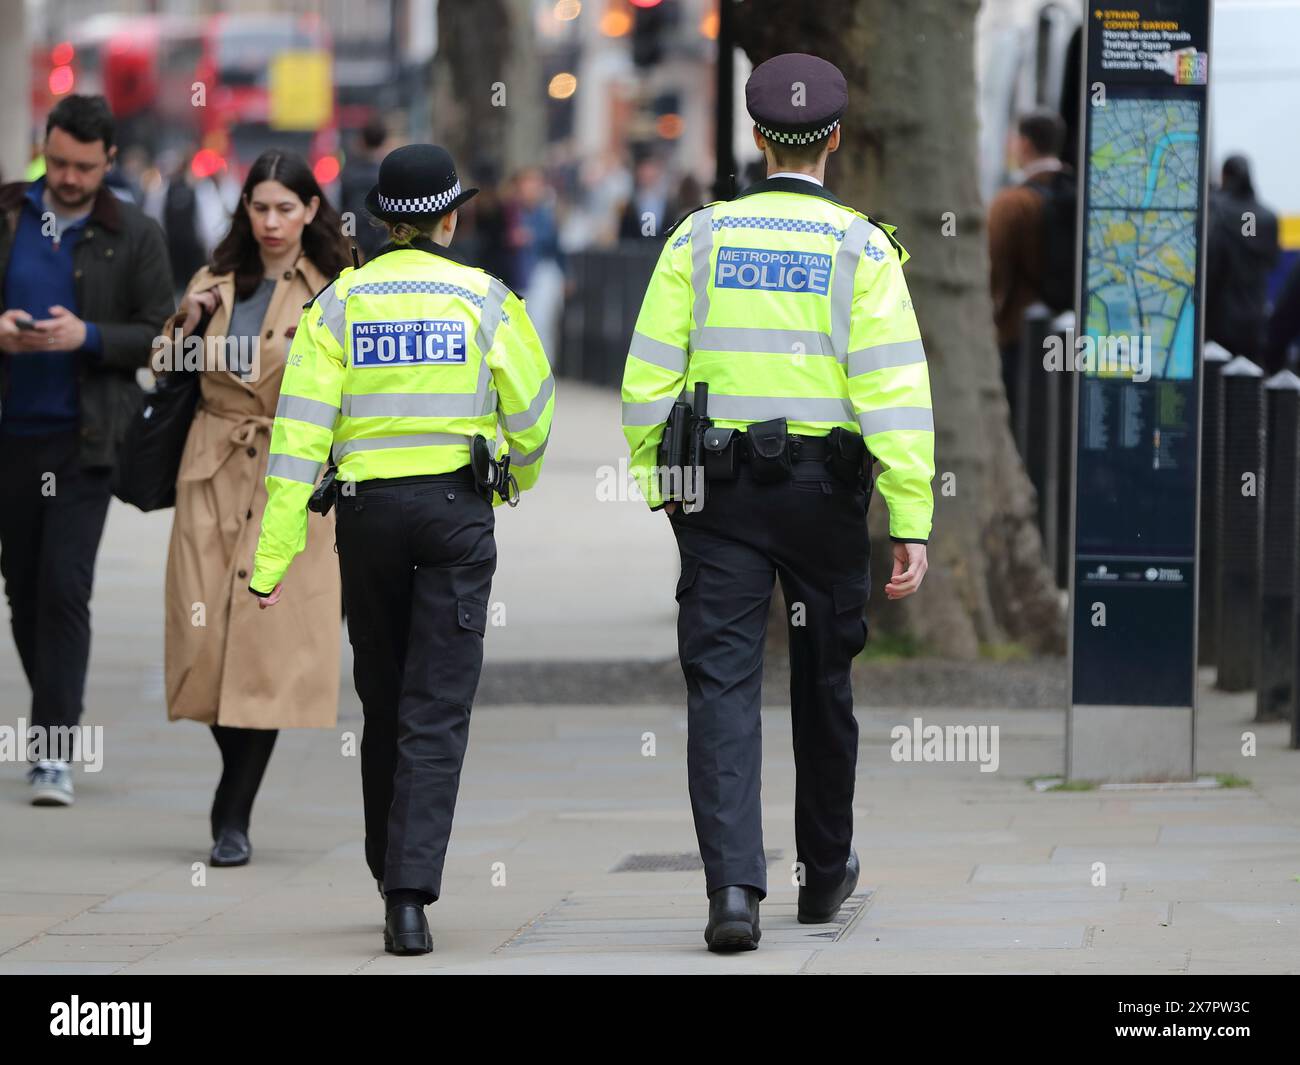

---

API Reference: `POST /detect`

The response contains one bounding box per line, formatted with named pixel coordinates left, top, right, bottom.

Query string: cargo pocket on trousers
left=675, top=557, right=700, bottom=602
left=674, top=558, right=702, bottom=683
left=833, top=576, right=870, bottom=658
left=457, top=597, right=488, bottom=636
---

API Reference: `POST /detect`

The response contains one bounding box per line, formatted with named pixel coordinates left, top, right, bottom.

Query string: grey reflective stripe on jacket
left=846, top=338, right=927, bottom=377
left=629, top=330, right=687, bottom=373
left=267, top=452, right=324, bottom=485
left=857, top=406, right=933, bottom=435
left=689, top=326, right=835, bottom=358
left=503, top=374, right=555, bottom=434
left=688, top=206, right=716, bottom=340
left=510, top=437, right=548, bottom=467
left=622, top=395, right=679, bottom=427
left=473, top=277, right=512, bottom=355
left=315, top=283, right=347, bottom=347
left=830, top=217, right=875, bottom=358
left=274, top=393, right=340, bottom=430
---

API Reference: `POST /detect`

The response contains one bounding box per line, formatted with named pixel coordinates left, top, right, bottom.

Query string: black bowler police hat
left=364, top=143, right=479, bottom=224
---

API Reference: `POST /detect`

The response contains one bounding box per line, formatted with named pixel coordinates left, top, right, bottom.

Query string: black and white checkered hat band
left=755, top=120, right=840, bottom=145
left=377, top=180, right=462, bottom=214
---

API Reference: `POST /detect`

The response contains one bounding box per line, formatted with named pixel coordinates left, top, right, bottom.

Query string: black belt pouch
left=826, top=426, right=867, bottom=488
left=745, top=417, right=792, bottom=483
left=702, top=426, right=738, bottom=481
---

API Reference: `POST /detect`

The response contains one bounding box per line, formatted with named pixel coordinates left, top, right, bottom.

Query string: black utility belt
left=701, top=419, right=869, bottom=488
left=718, top=431, right=831, bottom=463
left=656, top=384, right=870, bottom=500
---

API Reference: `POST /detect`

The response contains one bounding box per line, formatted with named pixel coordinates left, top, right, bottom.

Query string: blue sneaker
left=27, top=760, right=74, bottom=806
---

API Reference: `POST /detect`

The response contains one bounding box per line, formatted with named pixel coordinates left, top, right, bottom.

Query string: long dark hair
left=211, top=150, right=350, bottom=298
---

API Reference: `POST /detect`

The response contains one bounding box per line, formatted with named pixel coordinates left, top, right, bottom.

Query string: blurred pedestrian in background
left=667, top=173, right=705, bottom=233
left=159, top=152, right=210, bottom=299
left=1206, top=154, right=1279, bottom=361
left=0, top=95, right=173, bottom=806
left=445, top=162, right=512, bottom=283
left=618, top=155, right=670, bottom=240
left=155, top=150, right=348, bottom=867
left=507, top=166, right=563, bottom=365
left=339, top=115, right=389, bottom=262
left=987, top=108, right=1075, bottom=410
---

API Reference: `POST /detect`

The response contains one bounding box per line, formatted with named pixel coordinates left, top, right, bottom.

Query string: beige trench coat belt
left=203, top=405, right=277, bottom=450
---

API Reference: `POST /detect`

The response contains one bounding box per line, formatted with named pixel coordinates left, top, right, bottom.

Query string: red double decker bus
left=35, top=11, right=340, bottom=188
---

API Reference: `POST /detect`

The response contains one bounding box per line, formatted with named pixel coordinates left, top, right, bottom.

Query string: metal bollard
left=1217, top=355, right=1265, bottom=692
left=1017, top=303, right=1051, bottom=460
left=1051, top=311, right=1075, bottom=589
left=1019, top=305, right=1051, bottom=559
left=1259, top=371, right=1300, bottom=722
left=1199, top=342, right=1231, bottom=665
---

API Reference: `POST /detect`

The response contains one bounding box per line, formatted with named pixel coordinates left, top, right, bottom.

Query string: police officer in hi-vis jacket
left=621, top=54, right=935, bottom=952
left=249, top=144, right=554, bottom=956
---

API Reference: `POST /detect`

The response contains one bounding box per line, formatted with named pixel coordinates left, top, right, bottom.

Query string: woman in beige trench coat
left=159, top=151, right=350, bottom=867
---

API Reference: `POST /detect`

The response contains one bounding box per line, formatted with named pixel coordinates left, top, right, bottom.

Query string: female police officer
left=247, top=144, right=554, bottom=955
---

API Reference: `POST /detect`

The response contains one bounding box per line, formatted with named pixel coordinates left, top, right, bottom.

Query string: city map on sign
left=1084, top=98, right=1201, bottom=380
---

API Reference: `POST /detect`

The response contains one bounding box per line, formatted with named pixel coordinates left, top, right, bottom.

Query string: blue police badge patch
left=714, top=246, right=832, bottom=294
left=351, top=320, right=468, bottom=367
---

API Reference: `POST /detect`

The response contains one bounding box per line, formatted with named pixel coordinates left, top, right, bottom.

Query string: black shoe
left=704, top=885, right=761, bottom=952
left=798, top=850, right=860, bottom=924
left=383, top=904, right=433, bottom=955
left=209, top=828, right=251, bottom=867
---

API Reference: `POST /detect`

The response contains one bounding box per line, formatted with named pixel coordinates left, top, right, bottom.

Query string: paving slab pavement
left=2, top=681, right=1297, bottom=972
left=2, top=379, right=1299, bottom=973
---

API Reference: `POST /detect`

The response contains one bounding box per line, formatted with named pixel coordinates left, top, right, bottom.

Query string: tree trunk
left=433, top=0, right=514, bottom=179
left=735, top=0, right=1066, bottom=657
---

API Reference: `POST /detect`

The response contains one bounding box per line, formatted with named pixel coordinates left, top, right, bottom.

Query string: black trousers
left=209, top=724, right=279, bottom=838
left=335, top=469, right=496, bottom=901
left=0, top=429, right=114, bottom=731
left=669, top=461, right=870, bottom=898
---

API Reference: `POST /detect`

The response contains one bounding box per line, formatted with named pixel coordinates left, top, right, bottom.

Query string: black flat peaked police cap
left=364, top=143, right=479, bottom=225
left=745, top=52, right=848, bottom=145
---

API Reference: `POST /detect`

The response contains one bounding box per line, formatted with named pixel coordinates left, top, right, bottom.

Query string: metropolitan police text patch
left=351, top=319, right=467, bottom=367
left=714, top=246, right=832, bottom=295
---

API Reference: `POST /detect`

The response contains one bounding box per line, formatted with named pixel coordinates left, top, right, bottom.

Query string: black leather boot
left=798, top=849, right=860, bottom=924
left=704, top=885, right=762, bottom=952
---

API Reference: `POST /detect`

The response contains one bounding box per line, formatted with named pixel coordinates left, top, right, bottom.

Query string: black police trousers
left=335, top=468, right=495, bottom=901
left=669, top=459, right=870, bottom=898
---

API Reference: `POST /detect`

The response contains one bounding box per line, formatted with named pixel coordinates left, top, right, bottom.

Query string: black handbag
left=112, top=369, right=201, bottom=512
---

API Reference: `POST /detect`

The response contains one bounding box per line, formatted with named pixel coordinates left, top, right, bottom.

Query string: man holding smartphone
left=0, top=94, right=172, bottom=806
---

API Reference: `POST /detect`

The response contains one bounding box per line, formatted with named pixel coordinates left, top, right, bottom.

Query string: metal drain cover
left=611, top=849, right=783, bottom=873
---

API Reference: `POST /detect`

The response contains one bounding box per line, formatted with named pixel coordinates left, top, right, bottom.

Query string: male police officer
left=250, top=144, right=554, bottom=955
left=621, top=54, right=934, bottom=952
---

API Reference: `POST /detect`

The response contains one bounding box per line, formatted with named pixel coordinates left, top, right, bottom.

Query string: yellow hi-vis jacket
left=620, top=181, right=935, bottom=541
left=250, top=243, right=554, bottom=594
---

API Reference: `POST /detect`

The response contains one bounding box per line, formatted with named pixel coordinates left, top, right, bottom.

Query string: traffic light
left=631, top=0, right=679, bottom=68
